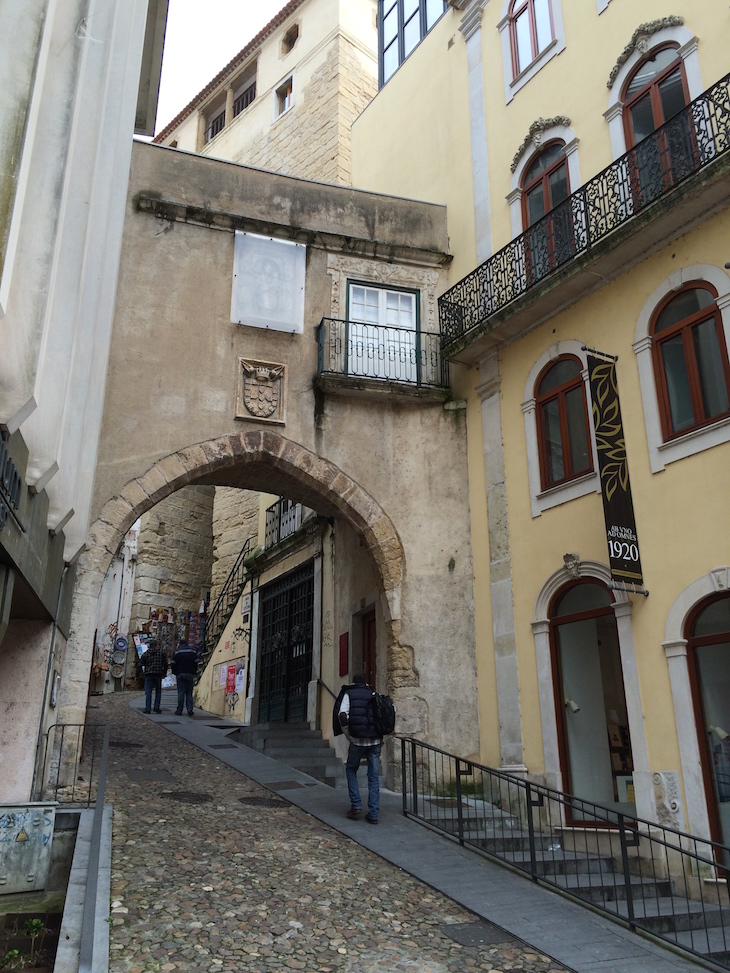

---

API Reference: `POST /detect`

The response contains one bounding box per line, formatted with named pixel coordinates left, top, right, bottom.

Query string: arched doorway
left=550, top=579, right=636, bottom=823
left=687, top=593, right=730, bottom=847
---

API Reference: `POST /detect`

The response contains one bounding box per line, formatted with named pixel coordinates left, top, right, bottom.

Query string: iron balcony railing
left=265, top=498, right=303, bottom=550
left=197, top=537, right=252, bottom=677
left=317, top=317, right=449, bottom=390
left=206, top=110, right=225, bottom=142
left=439, top=71, right=730, bottom=350
left=233, top=83, right=256, bottom=117
left=402, top=737, right=730, bottom=969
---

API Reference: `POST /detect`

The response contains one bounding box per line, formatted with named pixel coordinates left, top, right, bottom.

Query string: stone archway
left=61, top=430, right=411, bottom=724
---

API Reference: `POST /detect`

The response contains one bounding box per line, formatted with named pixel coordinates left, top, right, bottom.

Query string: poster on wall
left=231, top=231, right=306, bottom=333
left=586, top=353, right=644, bottom=587
left=226, top=664, right=236, bottom=693
left=235, top=660, right=246, bottom=693
left=219, top=665, right=227, bottom=688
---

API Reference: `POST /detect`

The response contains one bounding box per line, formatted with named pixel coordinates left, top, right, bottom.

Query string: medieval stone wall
left=231, top=36, right=377, bottom=185
left=129, top=485, right=214, bottom=633
left=210, top=488, right=260, bottom=608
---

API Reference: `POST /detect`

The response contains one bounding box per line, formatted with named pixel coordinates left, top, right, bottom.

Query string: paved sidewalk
left=91, top=692, right=704, bottom=973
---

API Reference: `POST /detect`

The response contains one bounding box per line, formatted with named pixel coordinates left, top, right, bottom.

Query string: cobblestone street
left=91, top=693, right=568, bottom=973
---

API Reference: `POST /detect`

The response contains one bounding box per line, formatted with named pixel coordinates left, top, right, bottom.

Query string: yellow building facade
left=352, top=0, right=730, bottom=842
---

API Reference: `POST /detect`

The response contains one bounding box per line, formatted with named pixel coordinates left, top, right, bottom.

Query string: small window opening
left=283, top=24, right=299, bottom=55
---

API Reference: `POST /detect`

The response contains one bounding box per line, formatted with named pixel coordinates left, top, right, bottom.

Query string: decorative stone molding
left=606, top=17, right=685, bottom=89
left=326, top=254, right=441, bottom=332
left=511, top=117, right=571, bottom=172
left=653, top=771, right=683, bottom=830
left=563, top=553, right=580, bottom=579
left=236, top=358, right=287, bottom=425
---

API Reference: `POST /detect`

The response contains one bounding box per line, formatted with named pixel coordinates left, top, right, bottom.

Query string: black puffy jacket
left=345, top=684, right=379, bottom=740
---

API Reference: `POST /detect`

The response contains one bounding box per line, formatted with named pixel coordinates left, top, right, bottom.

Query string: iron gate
left=258, top=561, right=314, bottom=722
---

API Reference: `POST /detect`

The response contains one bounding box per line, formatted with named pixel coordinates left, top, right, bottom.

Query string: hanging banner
left=587, top=354, right=644, bottom=587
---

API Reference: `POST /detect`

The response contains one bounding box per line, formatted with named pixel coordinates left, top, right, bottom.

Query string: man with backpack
left=171, top=639, right=198, bottom=716
left=336, top=674, right=383, bottom=824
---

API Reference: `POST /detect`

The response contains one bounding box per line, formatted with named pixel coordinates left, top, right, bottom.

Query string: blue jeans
left=144, top=675, right=162, bottom=711
left=346, top=743, right=381, bottom=820
left=176, top=673, right=194, bottom=714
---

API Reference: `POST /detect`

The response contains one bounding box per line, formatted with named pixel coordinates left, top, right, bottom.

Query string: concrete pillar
left=477, top=354, right=525, bottom=771
left=225, top=87, right=234, bottom=127
left=196, top=110, right=206, bottom=151
left=459, top=1, right=492, bottom=263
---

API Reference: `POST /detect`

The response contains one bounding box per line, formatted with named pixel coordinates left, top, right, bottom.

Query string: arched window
left=521, top=141, right=569, bottom=229
left=510, top=0, right=553, bottom=77
left=550, top=580, right=633, bottom=822
left=622, top=45, right=689, bottom=148
left=651, top=284, right=730, bottom=440
left=687, top=594, right=730, bottom=849
left=535, top=355, right=592, bottom=489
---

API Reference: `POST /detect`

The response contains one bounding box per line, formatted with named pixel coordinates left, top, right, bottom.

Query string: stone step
left=554, top=873, right=673, bottom=905
left=613, top=897, right=730, bottom=935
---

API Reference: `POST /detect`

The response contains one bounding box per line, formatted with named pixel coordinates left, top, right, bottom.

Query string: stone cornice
left=511, top=117, right=571, bottom=173
left=606, top=17, right=685, bottom=89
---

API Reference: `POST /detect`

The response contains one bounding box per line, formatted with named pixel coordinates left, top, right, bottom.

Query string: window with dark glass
left=522, top=142, right=574, bottom=280
left=378, top=0, right=447, bottom=86
left=536, top=356, right=592, bottom=489
left=206, top=110, right=225, bottom=142
left=623, top=46, right=689, bottom=147
left=509, top=0, right=553, bottom=77
left=651, top=285, right=730, bottom=440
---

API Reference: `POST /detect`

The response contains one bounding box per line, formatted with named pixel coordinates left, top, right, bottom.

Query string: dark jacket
left=171, top=643, right=198, bottom=676
left=140, top=645, right=167, bottom=677
left=345, top=683, right=380, bottom=740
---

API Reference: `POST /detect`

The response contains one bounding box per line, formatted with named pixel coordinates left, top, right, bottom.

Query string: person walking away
left=140, top=639, right=167, bottom=713
left=171, top=639, right=198, bottom=716
left=337, top=674, right=382, bottom=823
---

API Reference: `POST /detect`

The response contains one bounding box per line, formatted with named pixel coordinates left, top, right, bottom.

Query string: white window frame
left=275, top=74, right=294, bottom=118
left=497, top=0, right=566, bottom=105
left=633, top=264, right=730, bottom=473
left=347, top=281, right=419, bottom=382
left=604, top=25, right=701, bottom=160
left=522, top=340, right=601, bottom=518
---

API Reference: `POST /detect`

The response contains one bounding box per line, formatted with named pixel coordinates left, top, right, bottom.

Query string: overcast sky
left=155, top=0, right=287, bottom=134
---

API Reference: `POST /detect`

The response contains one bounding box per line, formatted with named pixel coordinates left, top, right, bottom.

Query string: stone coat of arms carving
left=236, top=358, right=286, bottom=425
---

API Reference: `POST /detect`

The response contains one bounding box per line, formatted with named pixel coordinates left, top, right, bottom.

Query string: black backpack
left=370, top=692, right=396, bottom=736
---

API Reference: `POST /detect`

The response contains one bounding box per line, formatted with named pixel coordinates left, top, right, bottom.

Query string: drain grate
left=209, top=744, right=238, bottom=750
left=110, top=741, right=143, bottom=749
left=440, top=920, right=516, bottom=947
left=161, top=791, right=213, bottom=804
left=239, top=796, right=290, bottom=809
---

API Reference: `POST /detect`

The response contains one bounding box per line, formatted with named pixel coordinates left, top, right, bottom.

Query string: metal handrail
left=317, top=677, right=337, bottom=700
left=439, top=70, right=730, bottom=350
left=197, top=538, right=252, bottom=677
left=34, top=723, right=108, bottom=807
left=317, top=317, right=449, bottom=389
left=402, top=737, right=730, bottom=969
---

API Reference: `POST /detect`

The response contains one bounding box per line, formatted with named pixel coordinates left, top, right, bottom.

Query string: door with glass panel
left=348, top=283, right=418, bottom=383
left=688, top=594, right=730, bottom=852
left=550, top=582, right=636, bottom=824
left=522, top=143, right=573, bottom=284
left=624, top=46, right=693, bottom=206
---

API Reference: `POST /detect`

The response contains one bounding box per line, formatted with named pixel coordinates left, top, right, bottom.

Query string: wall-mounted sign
left=587, top=354, right=644, bottom=588
left=0, top=433, right=22, bottom=532
left=231, top=231, right=305, bottom=333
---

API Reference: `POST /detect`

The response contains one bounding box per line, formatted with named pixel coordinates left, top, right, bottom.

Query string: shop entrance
left=550, top=581, right=636, bottom=823
left=258, top=562, right=314, bottom=722
left=688, top=593, right=730, bottom=849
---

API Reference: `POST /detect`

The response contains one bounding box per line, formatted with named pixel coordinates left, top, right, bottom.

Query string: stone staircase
left=415, top=795, right=730, bottom=967
left=227, top=722, right=344, bottom=788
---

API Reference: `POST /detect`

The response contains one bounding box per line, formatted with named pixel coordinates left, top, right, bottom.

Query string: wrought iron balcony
left=316, top=317, right=449, bottom=393
left=439, top=71, right=730, bottom=353
left=265, top=498, right=303, bottom=550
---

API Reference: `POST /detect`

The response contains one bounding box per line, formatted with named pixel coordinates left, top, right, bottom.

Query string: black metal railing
left=317, top=317, right=449, bottom=389
left=206, top=110, right=225, bottom=142
left=233, top=83, right=256, bottom=117
left=197, top=538, right=252, bottom=677
left=402, top=738, right=730, bottom=968
left=265, top=498, right=303, bottom=549
left=34, top=723, right=109, bottom=808
left=440, top=71, right=730, bottom=350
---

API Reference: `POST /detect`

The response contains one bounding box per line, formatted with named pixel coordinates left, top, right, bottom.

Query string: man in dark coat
left=337, top=674, right=382, bottom=823
left=171, top=640, right=198, bottom=716
left=139, top=639, right=167, bottom=714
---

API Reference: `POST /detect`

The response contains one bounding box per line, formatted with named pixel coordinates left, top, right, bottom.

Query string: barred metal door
left=258, top=562, right=314, bottom=723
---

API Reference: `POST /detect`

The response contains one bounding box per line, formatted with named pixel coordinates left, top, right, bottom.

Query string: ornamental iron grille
left=317, top=317, right=449, bottom=388
left=258, top=561, right=314, bottom=723
left=439, top=71, right=730, bottom=351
